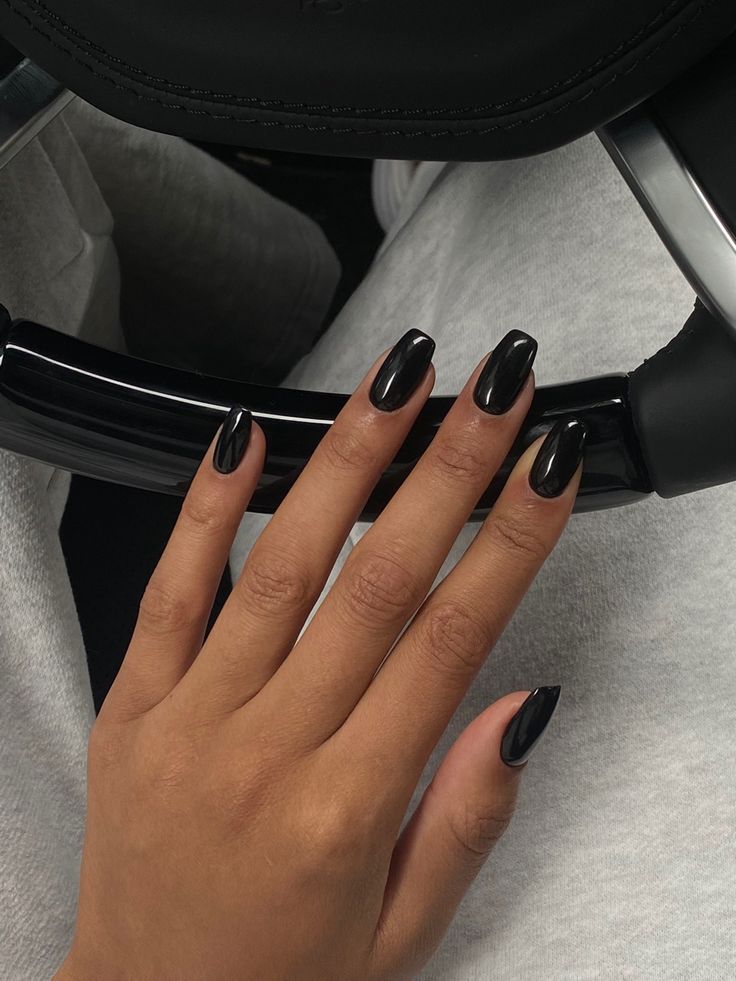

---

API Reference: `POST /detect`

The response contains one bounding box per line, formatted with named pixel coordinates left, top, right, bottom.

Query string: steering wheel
left=1, top=0, right=735, bottom=517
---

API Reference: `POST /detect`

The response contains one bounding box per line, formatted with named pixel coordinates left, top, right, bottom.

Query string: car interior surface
left=1, top=2, right=736, bottom=701
left=1, top=5, right=736, bottom=980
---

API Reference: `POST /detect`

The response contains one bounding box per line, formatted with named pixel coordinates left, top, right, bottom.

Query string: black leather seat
left=1, top=0, right=734, bottom=158
left=0, top=1, right=736, bottom=516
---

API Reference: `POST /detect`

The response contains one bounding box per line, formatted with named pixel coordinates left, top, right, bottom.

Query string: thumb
left=371, top=687, right=560, bottom=977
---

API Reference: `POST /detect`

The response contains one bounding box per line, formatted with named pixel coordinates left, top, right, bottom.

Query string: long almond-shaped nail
left=529, top=418, right=586, bottom=498
left=501, top=686, right=561, bottom=767
left=213, top=406, right=253, bottom=474
left=369, top=329, right=435, bottom=412
left=474, top=329, right=537, bottom=414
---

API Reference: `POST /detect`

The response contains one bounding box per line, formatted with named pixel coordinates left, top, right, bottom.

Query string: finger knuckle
left=486, top=509, right=549, bottom=563
left=211, top=757, right=280, bottom=839
left=321, top=426, right=376, bottom=474
left=238, top=546, right=313, bottom=618
left=315, top=795, right=382, bottom=862
left=447, top=797, right=515, bottom=860
left=429, top=433, right=488, bottom=486
left=419, top=601, right=490, bottom=680
left=340, top=548, right=417, bottom=627
left=290, top=795, right=360, bottom=872
left=180, top=489, right=231, bottom=537
left=137, top=579, right=197, bottom=636
left=310, top=795, right=356, bottom=844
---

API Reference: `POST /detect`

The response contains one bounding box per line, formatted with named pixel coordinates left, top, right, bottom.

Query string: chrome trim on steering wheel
left=600, top=105, right=736, bottom=336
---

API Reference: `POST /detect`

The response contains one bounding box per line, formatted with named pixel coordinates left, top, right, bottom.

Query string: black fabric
left=0, top=0, right=734, bottom=160
left=0, top=33, right=19, bottom=74
left=60, top=477, right=232, bottom=713
left=629, top=301, right=736, bottom=498
left=199, top=147, right=382, bottom=323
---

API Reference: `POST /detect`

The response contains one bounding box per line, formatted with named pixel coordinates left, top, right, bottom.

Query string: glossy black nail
left=501, top=686, right=561, bottom=767
left=369, top=329, right=435, bottom=412
left=213, top=405, right=252, bottom=474
left=474, top=329, right=538, bottom=414
left=529, top=417, right=586, bottom=498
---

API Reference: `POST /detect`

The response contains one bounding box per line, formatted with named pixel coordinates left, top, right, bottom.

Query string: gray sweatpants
left=1, top=101, right=734, bottom=980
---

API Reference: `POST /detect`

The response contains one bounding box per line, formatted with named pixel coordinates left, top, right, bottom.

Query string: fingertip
left=366, top=330, right=436, bottom=413
left=212, top=406, right=253, bottom=475
left=500, top=685, right=562, bottom=769
left=470, top=331, right=537, bottom=417
left=477, top=691, right=534, bottom=778
left=437, top=691, right=532, bottom=793
left=504, top=418, right=585, bottom=509
left=185, top=410, right=265, bottom=509
left=527, top=417, right=586, bottom=501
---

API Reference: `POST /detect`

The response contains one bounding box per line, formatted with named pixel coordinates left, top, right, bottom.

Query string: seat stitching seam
left=1, top=0, right=718, bottom=137
left=3, top=0, right=714, bottom=118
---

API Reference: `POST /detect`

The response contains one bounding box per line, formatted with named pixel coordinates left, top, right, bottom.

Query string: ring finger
left=182, top=329, right=436, bottom=714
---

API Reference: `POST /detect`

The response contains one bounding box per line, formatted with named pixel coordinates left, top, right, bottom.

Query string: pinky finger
left=106, top=407, right=265, bottom=719
left=369, top=689, right=560, bottom=978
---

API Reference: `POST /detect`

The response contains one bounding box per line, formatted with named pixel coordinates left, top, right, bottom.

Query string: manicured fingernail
left=213, top=406, right=253, bottom=474
left=501, top=686, right=561, bottom=767
left=369, top=329, right=435, bottom=412
left=529, top=417, right=586, bottom=498
left=473, top=329, right=537, bottom=414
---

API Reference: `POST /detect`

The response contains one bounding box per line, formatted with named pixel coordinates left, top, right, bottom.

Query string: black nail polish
left=501, top=686, right=561, bottom=767
left=369, top=329, right=435, bottom=412
left=473, top=330, right=538, bottom=414
left=529, top=417, right=586, bottom=498
left=213, top=406, right=253, bottom=474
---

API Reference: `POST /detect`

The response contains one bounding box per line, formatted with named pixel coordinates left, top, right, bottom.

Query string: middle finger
left=255, top=330, right=538, bottom=743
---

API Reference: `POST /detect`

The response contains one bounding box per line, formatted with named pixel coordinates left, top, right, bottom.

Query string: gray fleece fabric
left=1, top=104, right=734, bottom=980
left=0, top=111, right=114, bottom=977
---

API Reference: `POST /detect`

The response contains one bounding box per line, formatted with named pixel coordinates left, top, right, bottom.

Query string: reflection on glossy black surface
left=0, top=317, right=653, bottom=518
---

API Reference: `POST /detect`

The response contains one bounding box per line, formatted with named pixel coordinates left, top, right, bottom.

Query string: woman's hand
left=57, top=329, right=584, bottom=981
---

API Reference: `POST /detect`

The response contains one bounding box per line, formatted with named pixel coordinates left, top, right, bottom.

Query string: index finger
left=337, top=419, right=584, bottom=796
